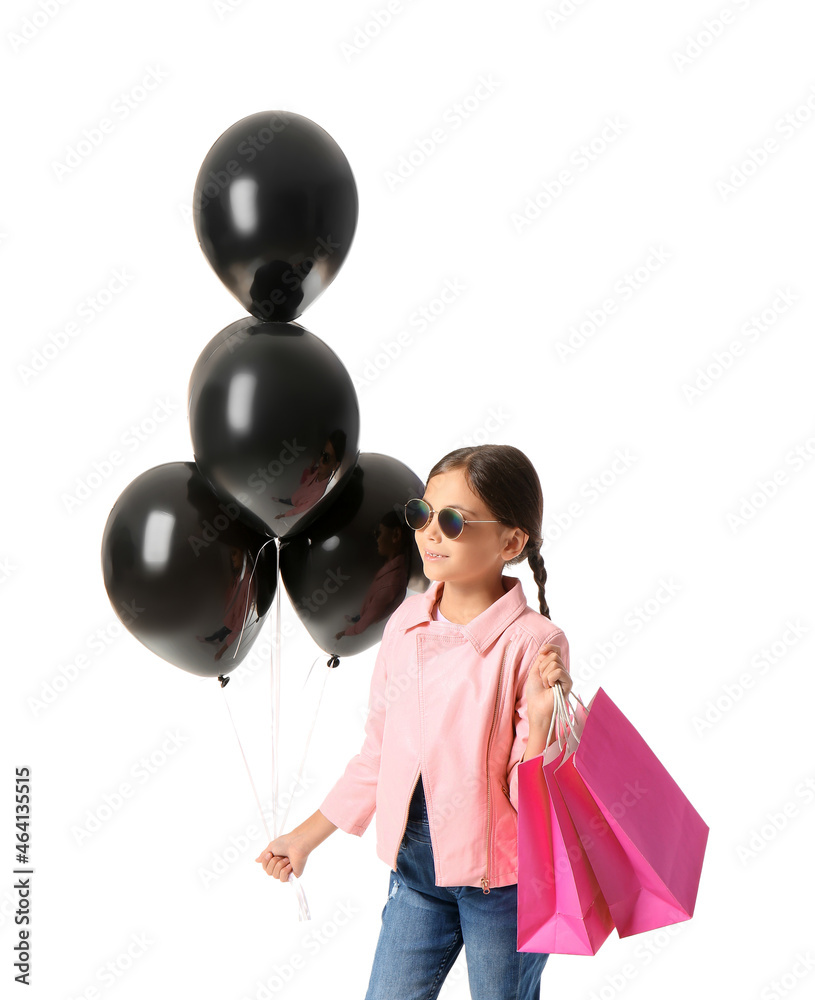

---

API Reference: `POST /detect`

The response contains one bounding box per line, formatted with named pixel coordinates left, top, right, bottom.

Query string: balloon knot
left=327, top=656, right=340, bottom=669
left=218, top=674, right=230, bottom=687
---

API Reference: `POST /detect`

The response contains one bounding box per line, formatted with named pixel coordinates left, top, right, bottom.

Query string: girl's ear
left=504, top=527, right=528, bottom=558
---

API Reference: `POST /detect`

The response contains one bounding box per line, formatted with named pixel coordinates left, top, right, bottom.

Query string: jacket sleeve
left=318, top=613, right=396, bottom=836
left=505, top=629, right=570, bottom=812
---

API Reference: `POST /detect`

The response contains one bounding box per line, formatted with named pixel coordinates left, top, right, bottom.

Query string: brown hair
left=426, top=444, right=550, bottom=618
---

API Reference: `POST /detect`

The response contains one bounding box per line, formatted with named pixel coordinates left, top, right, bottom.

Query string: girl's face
left=317, top=440, right=337, bottom=480
left=375, top=523, right=402, bottom=558
left=415, top=469, right=528, bottom=584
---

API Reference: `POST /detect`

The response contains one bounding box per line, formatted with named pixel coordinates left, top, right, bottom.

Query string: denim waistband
left=407, top=773, right=428, bottom=826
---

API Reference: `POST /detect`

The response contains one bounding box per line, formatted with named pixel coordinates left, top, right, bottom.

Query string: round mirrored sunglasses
left=404, top=498, right=499, bottom=540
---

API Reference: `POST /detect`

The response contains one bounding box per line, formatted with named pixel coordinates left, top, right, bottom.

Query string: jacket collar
left=397, top=575, right=529, bottom=655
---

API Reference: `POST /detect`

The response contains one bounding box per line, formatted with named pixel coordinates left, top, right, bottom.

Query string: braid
left=526, top=546, right=550, bottom=619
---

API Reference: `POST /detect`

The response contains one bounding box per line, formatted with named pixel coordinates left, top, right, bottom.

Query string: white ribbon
left=220, top=535, right=337, bottom=923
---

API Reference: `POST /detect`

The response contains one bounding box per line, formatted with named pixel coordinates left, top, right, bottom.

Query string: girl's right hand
left=254, top=831, right=310, bottom=882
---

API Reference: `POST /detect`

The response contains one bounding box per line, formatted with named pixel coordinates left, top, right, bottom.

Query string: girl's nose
left=421, top=515, right=442, bottom=543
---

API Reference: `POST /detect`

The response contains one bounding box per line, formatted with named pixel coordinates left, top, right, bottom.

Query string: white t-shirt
left=433, top=601, right=454, bottom=624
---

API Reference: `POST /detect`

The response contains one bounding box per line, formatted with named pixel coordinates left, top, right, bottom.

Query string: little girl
left=256, top=444, right=572, bottom=1000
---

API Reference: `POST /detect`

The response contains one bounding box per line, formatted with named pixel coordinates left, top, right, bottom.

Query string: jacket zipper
left=481, top=648, right=508, bottom=893
left=393, top=765, right=421, bottom=872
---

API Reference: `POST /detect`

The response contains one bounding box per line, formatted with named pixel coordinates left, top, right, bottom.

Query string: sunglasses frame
left=404, top=498, right=500, bottom=540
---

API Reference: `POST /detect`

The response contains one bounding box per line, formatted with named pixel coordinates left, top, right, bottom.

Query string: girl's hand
left=524, top=643, right=572, bottom=728
left=254, top=830, right=310, bottom=882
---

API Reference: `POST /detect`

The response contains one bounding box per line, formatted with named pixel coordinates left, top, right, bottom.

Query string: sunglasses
left=404, top=498, right=499, bottom=540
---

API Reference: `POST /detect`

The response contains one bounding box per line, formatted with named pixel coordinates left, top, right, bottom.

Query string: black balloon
left=101, top=462, right=276, bottom=678
left=188, top=317, right=360, bottom=539
left=279, top=453, right=429, bottom=659
left=193, top=110, right=358, bottom=322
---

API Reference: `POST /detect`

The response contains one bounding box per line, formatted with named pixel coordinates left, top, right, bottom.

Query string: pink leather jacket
left=319, top=574, right=570, bottom=892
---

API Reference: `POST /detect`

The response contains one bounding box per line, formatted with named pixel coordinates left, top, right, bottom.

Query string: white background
left=4, top=1, right=815, bottom=998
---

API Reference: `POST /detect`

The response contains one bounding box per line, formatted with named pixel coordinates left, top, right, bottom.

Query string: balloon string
left=264, top=537, right=311, bottom=920
left=219, top=681, right=311, bottom=920
left=280, top=655, right=331, bottom=835
left=272, top=538, right=281, bottom=842
left=220, top=682, right=271, bottom=838
left=231, top=537, right=277, bottom=661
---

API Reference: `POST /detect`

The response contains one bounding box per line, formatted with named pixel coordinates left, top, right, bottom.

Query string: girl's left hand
left=524, top=643, right=572, bottom=728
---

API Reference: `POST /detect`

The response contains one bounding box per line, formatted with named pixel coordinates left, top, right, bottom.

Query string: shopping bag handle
left=545, top=692, right=562, bottom=750
left=545, top=680, right=574, bottom=750
left=556, top=680, right=587, bottom=719
left=546, top=681, right=587, bottom=750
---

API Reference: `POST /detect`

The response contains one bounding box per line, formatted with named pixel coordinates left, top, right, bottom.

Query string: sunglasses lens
left=438, top=508, right=464, bottom=539
left=405, top=499, right=430, bottom=530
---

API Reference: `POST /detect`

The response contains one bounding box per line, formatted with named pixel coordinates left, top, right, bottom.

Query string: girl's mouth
left=425, top=551, right=448, bottom=560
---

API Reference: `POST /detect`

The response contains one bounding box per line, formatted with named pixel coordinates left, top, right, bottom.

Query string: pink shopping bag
left=517, top=691, right=614, bottom=955
left=554, top=687, right=709, bottom=938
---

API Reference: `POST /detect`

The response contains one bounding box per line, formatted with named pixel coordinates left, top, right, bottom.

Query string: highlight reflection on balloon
left=101, top=462, right=276, bottom=678
left=188, top=317, right=360, bottom=539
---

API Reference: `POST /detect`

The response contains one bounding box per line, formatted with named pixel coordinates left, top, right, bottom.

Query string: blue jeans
left=365, top=776, right=549, bottom=999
